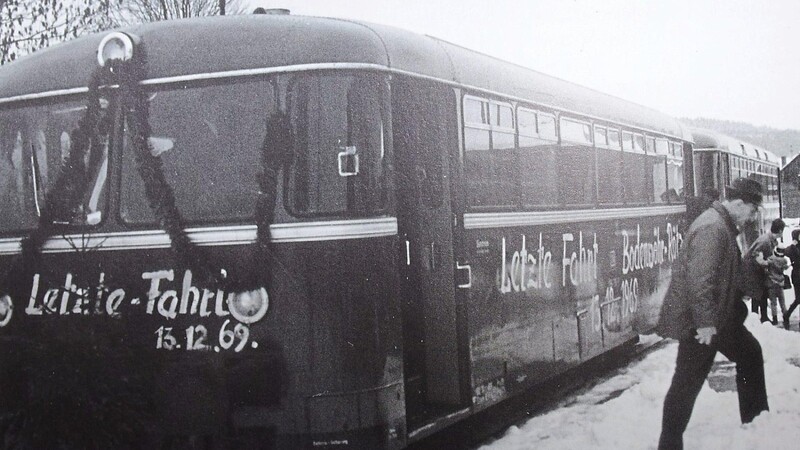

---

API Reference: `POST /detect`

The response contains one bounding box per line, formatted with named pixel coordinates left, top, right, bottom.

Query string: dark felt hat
left=726, top=178, right=763, bottom=206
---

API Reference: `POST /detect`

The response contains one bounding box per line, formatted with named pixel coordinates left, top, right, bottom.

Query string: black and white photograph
left=2, top=1, right=800, bottom=448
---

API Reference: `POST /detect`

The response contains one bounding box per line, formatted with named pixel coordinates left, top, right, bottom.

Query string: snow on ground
left=482, top=221, right=800, bottom=449
left=482, top=312, right=800, bottom=450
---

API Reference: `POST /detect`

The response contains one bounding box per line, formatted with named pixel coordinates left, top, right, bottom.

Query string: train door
left=391, top=78, right=466, bottom=428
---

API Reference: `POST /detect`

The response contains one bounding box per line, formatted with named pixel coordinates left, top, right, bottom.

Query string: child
left=766, top=244, right=790, bottom=327
left=785, top=229, right=800, bottom=329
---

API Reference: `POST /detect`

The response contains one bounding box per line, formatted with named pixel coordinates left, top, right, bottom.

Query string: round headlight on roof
left=97, top=32, right=136, bottom=67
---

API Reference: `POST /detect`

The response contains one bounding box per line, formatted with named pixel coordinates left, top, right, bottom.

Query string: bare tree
left=1, top=1, right=247, bottom=65
left=0, top=0, right=116, bottom=64
left=109, top=0, right=246, bottom=25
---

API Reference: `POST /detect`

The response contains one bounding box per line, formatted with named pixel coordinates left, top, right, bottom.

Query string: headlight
left=228, top=287, right=269, bottom=324
left=97, top=32, right=136, bottom=67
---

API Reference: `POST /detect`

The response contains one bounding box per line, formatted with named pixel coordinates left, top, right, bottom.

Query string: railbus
left=0, top=12, right=692, bottom=449
left=691, top=128, right=781, bottom=244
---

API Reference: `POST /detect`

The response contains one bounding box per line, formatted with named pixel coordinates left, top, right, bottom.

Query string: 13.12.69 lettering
left=154, top=319, right=256, bottom=352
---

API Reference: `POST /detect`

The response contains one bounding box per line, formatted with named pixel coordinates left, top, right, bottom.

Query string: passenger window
left=558, top=117, right=596, bottom=205
left=648, top=137, right=667, bottom=204
left=608, top=129, right=620, bottom=149
left=666, top=142, right=685, bottom=203
left=538, top=114, right=557, bottom=141
left=287, top=73, right=389, bottom=216
left=646, top=137, right=656, bottom=154
left=518, top=108, right=537, bottom=138
left=594, top=126, right=607, bottom=148
left=560, top=118, right=593, bottom=145
left=623, top=131, right=648, bottom=204
left=491, top=101, right=515, bottom=150
left=597, top=127, right=622, bottom=204
left=464, top=97, right=488, bottom=125
left=655, top=139, right=669, bottom=155
left=518, top=107, right=557, bottom=207
left=633, top=134, right=645, bottom=153
left=464, top=96, right=515, bottom=207
left=621, top=132, right=633, bottom=151
left=494, top=103, right=514, bottom=129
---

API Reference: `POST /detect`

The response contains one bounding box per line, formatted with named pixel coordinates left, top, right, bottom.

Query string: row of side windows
left=462, top=95, right=685, bottom=209
left=730, top=156, right=779, bottom=202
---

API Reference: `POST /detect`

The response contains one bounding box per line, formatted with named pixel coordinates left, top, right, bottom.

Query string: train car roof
left=0, top=13, right=690, bottom=140
left=691, top=128, right=779, bottom=165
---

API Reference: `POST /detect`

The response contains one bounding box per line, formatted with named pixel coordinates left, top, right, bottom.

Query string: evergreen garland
left=19, top=64, right=117, bottom=283
left=2, top=36, right=288, bottom=447
left=115, top=50, right=217, bottom=283
left=14, top=40, right=284, bottom=297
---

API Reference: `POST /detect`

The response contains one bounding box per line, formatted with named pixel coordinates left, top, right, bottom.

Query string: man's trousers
left=658, top=326, right=769, bottom=450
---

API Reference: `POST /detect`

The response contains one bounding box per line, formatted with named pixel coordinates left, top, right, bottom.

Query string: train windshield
left=0, top=100, right=111, bottom=231
left=120, top=72, right=389, bottom=224
left=120, top=79, right=276, bottom=224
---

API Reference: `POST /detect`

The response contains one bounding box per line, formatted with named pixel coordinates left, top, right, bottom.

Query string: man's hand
left=755, top=252, right=769, bottom=267
left=695, top=326, right=717, bottom=345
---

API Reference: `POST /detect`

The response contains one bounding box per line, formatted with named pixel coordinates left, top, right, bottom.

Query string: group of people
left=744, top=217, right=800, bottom=329
left=655, top=178, right=794, bottom=449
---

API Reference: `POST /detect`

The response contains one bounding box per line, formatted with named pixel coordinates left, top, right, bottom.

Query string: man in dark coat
left=657, top=178, right=769, bottom=450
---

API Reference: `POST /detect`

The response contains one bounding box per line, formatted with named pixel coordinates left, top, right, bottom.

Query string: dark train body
left=1, top=13, right=696, bottom=448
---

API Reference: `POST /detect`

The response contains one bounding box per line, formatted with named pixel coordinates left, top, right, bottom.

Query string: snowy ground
left=482, top=220, right=800, bottom=450
left=481, top=311, right=800, bottom=450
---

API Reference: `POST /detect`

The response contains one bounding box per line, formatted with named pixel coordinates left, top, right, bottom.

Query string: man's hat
left=726, top=178, right=763, bottom=206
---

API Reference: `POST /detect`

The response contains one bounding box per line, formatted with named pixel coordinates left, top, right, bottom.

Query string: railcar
left=0, top=12, right=692, bottom=448
left=691, top=128, right=781, bottom=244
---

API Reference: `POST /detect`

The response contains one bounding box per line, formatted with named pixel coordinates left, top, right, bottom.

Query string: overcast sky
left=247, top=0, right=800, bottom=130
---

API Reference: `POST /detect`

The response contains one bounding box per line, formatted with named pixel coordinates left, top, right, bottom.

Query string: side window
left=597, top=126, right=622, bottom=204
left=463, top=96, right=516, bottom=207
left=560, top=118, right=593, bottom=145
left=287, top=73, right=388, bottom=216
left=655, top=138, right=669, bottom=156
left=558, top=116, right=595, bottom=205
left=594, top=125, right=607, bottom=148
left=666, top=141, right=685, bottom=203
left=491, top=102, right=515, bottom=150
left=648, top=136, right=667, bottom=204
left=608, top=129, right=620, bottom=150
left=633, top=134, right=646, bottom=153
left=518, top=107, right=557, bottom=207
left=538, top=113, right=557, bottom=141
left=464, top=97, right=490, bottom=151
left=623, top=132, right=648, bottom=204
left=621, top=131, right=633, bottom=151
left=517, top=107, right=537, bottom=146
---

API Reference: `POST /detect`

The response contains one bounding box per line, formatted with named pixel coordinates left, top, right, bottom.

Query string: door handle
left=456, top=262, right=471, bottom=288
